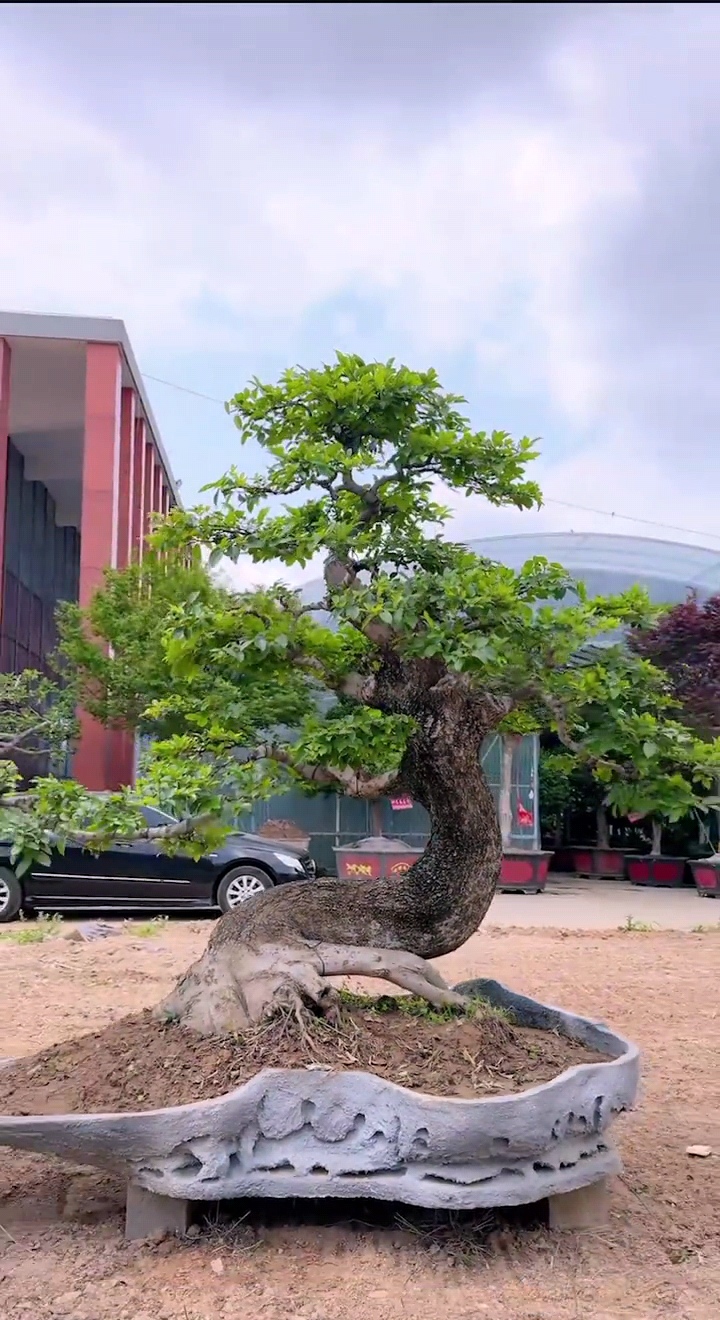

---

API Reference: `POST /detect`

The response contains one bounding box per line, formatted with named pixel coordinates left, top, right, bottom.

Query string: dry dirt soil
left=0, top=919, right=718, bottom=1320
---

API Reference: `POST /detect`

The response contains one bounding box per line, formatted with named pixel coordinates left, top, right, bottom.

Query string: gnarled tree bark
left=157, top=656, right=507, bottom=1036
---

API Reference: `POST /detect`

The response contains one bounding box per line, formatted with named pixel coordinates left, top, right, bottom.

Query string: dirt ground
left=1, top=919, right=718, bottom=1319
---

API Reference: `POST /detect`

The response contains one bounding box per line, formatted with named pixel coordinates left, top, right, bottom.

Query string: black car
left=0, top=806, right=316, bottom=922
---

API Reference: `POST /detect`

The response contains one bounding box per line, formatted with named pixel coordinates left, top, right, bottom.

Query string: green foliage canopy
left=2, top=353, right=719, bottom=865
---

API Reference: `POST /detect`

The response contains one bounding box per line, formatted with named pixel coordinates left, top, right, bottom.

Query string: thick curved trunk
left=158, top=668, right=503, bottom=1035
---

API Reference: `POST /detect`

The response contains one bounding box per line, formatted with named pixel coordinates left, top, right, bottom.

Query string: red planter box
left=499, top=850, right=553, bottom=894
left=570, top=847, right=629, bottom=879
left=627, top=855, right=686, bottom=888
left=334, top=840, right=424, bottom=881
left=689, top=860, right=720, bottom=897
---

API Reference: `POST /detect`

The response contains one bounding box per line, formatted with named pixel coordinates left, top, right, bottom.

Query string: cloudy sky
left=2, top=2, right=719, bottom=584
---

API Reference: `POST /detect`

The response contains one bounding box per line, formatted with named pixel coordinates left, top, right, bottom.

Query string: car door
left=26, top=809, right=194, bottom=910
left=27, top=835, right=166, bottom=910
left=133, top=807, right=218, bottom=906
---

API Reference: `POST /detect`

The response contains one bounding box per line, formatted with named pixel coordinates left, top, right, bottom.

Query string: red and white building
left=0, top=311, right=179, bottom=790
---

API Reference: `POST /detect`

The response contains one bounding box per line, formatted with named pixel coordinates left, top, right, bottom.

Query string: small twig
left=0, top=1220, right=16, bottom=1243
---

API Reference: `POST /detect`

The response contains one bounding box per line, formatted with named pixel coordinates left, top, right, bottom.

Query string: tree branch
left=250, top=741, right=399, bottom=798
left=0, top=724, right=60, bottom=755
left=68, top=813, right=215, bottom=848
left=0, top=799, right=214, bottom=848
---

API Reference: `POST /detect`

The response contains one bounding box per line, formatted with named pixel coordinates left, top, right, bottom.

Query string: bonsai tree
left=143, top=353, right=675, bottom=1033
left=1, top=353, right=714, bottom=1036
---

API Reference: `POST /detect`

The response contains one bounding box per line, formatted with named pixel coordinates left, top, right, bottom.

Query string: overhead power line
left=141, top=370, right=720, bottom=546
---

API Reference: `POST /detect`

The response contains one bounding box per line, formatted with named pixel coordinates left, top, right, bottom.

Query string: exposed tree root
left=155, top=939, right=468, bottom=1037
left=316, top=944, right=468, bottom=1009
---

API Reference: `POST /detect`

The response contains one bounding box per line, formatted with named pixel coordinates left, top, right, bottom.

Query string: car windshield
left=140, top=806, right=178, bottom=829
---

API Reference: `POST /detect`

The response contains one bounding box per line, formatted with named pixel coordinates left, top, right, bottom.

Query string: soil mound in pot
left=0, top=995, right=609, bottom=1117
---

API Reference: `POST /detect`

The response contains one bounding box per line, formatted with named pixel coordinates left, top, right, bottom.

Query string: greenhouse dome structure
left=464, top=532, right=720, bottom=606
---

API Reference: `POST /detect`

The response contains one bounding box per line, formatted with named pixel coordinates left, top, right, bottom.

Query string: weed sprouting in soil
left=0, top=912, right=62, bottom=944
left=126, top=916, right=170, bottom=938
left=619, top=915, right=659, bottom=933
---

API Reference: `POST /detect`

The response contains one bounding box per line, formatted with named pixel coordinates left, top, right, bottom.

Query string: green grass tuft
left=619, top=915, right=659, bottom=932
left=337, top=989, right=515, bottom=1025
left=0, top=912, right=63, bottom=944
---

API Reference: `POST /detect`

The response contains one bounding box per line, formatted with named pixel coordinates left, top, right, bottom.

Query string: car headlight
left=273, top=851, right=305, bottom=871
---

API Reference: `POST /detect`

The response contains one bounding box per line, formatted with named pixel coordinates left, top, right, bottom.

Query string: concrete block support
left=548, top=1176, right=610, bottom=1230
left=125, top=1182, right=191, bottom=1241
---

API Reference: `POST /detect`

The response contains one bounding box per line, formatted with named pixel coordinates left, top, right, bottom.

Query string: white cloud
left=0, top=53, right=637, bottom=365
left=2, top=9, right=718, bottom=578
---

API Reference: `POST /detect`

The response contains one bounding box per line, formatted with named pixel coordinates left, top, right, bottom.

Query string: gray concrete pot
left=0, top=979, right=639, bottom=1236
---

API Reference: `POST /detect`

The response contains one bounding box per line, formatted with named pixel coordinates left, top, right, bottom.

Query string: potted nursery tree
left=0, top=355, right=694, bottom=1230
left=497, top=725, right=553, bottom=892
left=595, top=723, right=720, bottom=888
left=631, top=591, right=720, bottom=897
left=541, top=751, right=631, bottom=880
left=543, top=649, right=720, bottom=886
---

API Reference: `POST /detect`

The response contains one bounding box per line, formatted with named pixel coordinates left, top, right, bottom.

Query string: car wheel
left=216, top=865, right=274, bottom=912
left=0, top=868, right=23, bottom=924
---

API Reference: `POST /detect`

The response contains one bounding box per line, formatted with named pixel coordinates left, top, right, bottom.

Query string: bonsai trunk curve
left=158, top=668, right=505, bottom=1036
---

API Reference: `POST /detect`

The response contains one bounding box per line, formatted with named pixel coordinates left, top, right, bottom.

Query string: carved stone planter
left=0, top=979, right=639, bottom=1239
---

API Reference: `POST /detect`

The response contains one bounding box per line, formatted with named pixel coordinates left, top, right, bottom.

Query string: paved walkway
left=486, top=876, right=716, bottom=930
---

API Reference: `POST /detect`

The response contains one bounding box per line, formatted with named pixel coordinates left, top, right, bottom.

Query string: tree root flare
left=154, top=939, right=468, bottom=1036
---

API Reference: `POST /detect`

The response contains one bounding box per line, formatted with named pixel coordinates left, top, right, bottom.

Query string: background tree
left=541, top=647, right=720, bottom=855
left=630, top=592, right=720, bottom=855
left=56, top=552, right=314, bottom=742
left=0, top=670, right=77, bottom=788
left=538, top=749, right=593, bottom=849
left=629, top=592, right=720, bottom=737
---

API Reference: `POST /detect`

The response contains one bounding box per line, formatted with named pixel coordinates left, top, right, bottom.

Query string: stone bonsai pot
left=0, top=979, right=639, bottom=1241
